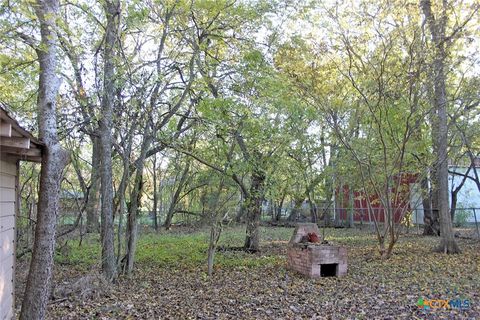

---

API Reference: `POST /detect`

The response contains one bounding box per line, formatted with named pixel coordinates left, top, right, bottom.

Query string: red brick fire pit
left=287, top=223, right=347, bottom=278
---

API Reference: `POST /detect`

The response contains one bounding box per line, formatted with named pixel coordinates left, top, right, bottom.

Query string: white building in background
left=410, top=164, right=480, bottom=225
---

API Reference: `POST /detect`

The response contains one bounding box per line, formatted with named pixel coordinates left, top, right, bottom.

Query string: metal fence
left=55, top=205, right=480, bottom=239
left=261, top=205, right=480, bottom=237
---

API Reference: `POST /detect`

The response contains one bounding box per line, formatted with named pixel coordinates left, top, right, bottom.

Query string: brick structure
left=287, top=223, right=347, bottom=278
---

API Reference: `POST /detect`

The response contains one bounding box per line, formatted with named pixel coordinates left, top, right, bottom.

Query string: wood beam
left=0, top=146, right=41, bottom=157
left=2, top=153, right=42, bottom=163
left=0, top=136, right=30, bottom=149
left=26, top=156, right=43, bottom=163
left=10, top=130, right=23, bottom=138
left=0, top=122, right=12, bottom=137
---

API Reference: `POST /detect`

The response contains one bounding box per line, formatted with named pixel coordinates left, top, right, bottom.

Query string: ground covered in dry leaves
left=15, top=227, right=480, bottom=319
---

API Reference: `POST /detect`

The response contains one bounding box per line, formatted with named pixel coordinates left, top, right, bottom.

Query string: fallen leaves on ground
left=15, top=228, right=480, bottom=319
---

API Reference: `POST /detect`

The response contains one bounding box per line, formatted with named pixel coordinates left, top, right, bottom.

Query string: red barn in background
left=336, top=173, right=419, bottom=224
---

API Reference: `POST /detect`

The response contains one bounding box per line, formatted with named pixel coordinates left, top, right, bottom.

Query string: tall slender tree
left=420, top=0, right=460, bottom=253
left=20, top=0, right=70, bottom=318
left=99, top=0, right=121, bottom=281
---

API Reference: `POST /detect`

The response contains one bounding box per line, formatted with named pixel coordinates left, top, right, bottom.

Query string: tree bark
left=348, top=188, right=355, bottom=228
left=152, top=155, right=159, bottom=231
left=420, top=0, right=459, bottom=253
left=244, top=170, right=265, bottom=252
left=429, top=169, right=441, bottom=234
left=114, top=145, right=130, bottom=267
left=99, top=0, right=121, bottom=281
left=86, top=136, right=101, bottom=233
left=421, top=176, right=438, bottom=235
left=206, top=179, right=226, bottom=277
left=275, top=193, right=285, bottom=222
left=287, top=196, right=304, bottom=221
left=334, top=183, right=343, bottom=226
left=164, top=160, right=190, bottom=229
left=20, top=0, right=70, bottom=318
left=308, top=197, right=317, bottom=224
left=449, top=165, right=471, bottom=222
left=235, top=194, right=245, bottom=222
left=207, top=223, right=222, bottom=276
left=324, top=145, right=337, bottom=226
left=124, top=132, right=152, bottom=273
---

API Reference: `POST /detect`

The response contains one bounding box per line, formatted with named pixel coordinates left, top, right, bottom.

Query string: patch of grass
left=136, top=227, right=287, bottom=269
left=216, top=226, right=292, bottom=245
left=51, top=226, right=408, bottom=271
left=52, top=226, right=297, bottom=270
left=54, top=235, right=101, bottom=270
left=136, top=232, right=208, bottom=267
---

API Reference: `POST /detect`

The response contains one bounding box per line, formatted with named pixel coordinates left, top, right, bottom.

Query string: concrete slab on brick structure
left=287, top=223, right=347, bottom=278
left=289, top=223, right=321, bottom=244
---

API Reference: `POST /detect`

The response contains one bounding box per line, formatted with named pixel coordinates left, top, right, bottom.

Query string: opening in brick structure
left=320, top=263, right=338, bottom=277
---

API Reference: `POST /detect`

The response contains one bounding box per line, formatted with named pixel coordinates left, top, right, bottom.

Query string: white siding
left=411, top=168, right=480, bottom=224
left=449, top=167, right=480, bottom=222
left=0, top=157, right=16, bottom=320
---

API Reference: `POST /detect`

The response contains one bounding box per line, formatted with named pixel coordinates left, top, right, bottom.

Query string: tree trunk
left=124, top=172, right=143, bottom=273
left=244, top=170, right=265, bottom=252
left=235, top=194, right=245, bottom=222
left=153, top=155, right=159, bottom=231
left=348, top=188, right=354, bottom=228
left=207, top=223, right=221, bottom=276
left=275, top=194, right=285, bottom=222
left=450, top=190, right=458, bottom=223
left=449, top=165, right=471, bottom=222
left=114, top=148, right=130, bottom=267
left=164, top=160, right=190, bottom=229
left=421, top=176, right=438, bottom=235
left=287, top=196, right=304, bottom=221
left=124, top=133, right=151, bottom=273
left=86, top=136, right=101, bottom=233
left=99, top=0, right=121, bottom=281
left=420, top=0, right=459, bottom=253
left=430, top=170, right=441, bottom=234
left=334, top=183, right=343, bottom=226
left=269, top=199, right=275, bottom=221
left=191, top=139, right=236, bottom=275
left=20, top=0, right=70, bottom=318
left=113, top=117, right=139, bottom=267
left=207, top=179, right=226, bottom=277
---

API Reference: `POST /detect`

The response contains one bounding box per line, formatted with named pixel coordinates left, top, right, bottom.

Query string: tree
left=164, top=154, right=191, bottom=230
left=20, top=0, right=70, bottom=318
left=447, top=69, right=480, bottom=223
left=158, top=1, right=290, bottom=252
left=420, top=0, right=460, bottom=253
left=277, top=0, right=430, bottom=257
left=99, top=0, right=121, bottom=281
left=57, top=11, right=102, bottom=234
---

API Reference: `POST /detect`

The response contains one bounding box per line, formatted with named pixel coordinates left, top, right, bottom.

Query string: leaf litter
left=14, top=228, right=480, bottom=319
